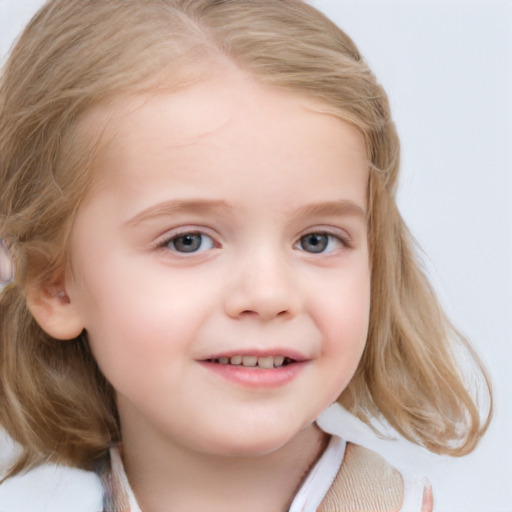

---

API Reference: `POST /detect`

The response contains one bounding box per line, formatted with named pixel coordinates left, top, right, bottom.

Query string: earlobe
left=26, top=283, right=84, bottom=340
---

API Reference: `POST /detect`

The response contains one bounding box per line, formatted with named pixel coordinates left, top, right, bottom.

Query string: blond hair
left=0, top=0, right=491, bottom=477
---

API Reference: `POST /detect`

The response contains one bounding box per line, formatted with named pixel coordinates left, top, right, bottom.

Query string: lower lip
left=199, top=361, right=307, bottom=388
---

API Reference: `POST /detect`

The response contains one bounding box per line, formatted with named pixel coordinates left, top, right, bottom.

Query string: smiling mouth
left=206, top=355, right=295, bottom=369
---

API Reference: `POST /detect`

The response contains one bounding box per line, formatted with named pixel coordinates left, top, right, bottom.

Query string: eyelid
left=153, top=226, right=221, bottom=252
left=295, top=226, right=353, bottom=249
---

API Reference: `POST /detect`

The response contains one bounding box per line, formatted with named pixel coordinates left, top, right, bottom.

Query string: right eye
left=163, top=232, right=215, bottom=254
left=295, top=231, right=349, bottom=254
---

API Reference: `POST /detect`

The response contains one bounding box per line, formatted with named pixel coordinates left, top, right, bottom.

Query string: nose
left=223, top=249, right=302, bottom=321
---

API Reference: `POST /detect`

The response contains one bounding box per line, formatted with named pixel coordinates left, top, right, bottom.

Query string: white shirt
left=0, top=403, right=429, bottom=512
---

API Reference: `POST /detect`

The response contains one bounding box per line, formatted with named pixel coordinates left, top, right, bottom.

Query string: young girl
left=0, top=1, right=491, bottom=511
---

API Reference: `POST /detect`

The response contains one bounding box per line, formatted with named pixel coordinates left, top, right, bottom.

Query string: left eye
left=296, top=233, right=344, bottom=254
left=165, top=232, right=215, bottom=253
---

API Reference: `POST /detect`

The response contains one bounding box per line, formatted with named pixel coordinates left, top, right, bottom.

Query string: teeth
left=258, top=356, right=274, bottom=369
left=242, top=355, right=258, bottom=367
left=213, top=355, right=290, bottom=368
left=230, top=355, right=242, bottom=365
left=273, top=356, right=285, bottom=367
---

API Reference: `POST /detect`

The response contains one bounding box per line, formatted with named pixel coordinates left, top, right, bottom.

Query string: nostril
left=245, top=309, right=290, bottom=320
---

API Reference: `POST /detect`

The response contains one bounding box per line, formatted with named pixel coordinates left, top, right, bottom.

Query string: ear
left=26, top=280, right=85, bottom=340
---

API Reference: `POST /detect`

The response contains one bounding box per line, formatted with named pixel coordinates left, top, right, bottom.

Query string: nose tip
left=223, top=256, right=301, bottom=321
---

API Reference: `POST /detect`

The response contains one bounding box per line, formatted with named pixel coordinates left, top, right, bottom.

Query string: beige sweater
left=318, top=442, right=433, bottom=512
left=102, top=439, right=432, bottom=512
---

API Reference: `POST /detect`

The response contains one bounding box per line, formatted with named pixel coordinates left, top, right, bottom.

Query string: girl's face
left=66, top=71, right=370, bottom=457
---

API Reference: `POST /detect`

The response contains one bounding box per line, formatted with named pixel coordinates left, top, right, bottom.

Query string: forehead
left=80, top=72, right=369, bottom=210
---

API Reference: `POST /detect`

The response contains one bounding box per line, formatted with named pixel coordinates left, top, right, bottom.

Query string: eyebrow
left=124, top=198, right=366, bottom=228
left=293, top=200, right=366, bottom=221
left=125, top=199, right=232, bottom=227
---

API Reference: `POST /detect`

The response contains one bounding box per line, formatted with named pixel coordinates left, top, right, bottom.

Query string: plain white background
left=1, top=1, right=511, bottom=511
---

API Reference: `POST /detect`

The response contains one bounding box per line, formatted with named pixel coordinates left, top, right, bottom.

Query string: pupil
left=301, top=234, right=328, bottom=253
left=174, top=234, right=201, bottom=252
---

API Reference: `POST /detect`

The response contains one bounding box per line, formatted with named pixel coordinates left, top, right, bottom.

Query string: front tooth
left=258, top=356, right=274, bottom=369
left=242, top=355, right=258, bottom=367
left=230, top=355, right=242, bottom=365
left=273, top=356, right=285, bottom=368
left=218, top=357, right=229, bottom=365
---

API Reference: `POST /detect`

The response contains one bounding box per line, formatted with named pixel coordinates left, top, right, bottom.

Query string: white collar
left=110, top=404, right=347, bottom=512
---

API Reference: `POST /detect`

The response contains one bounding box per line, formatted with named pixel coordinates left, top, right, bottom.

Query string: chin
left=214, top=442, right=286, bottom=459
left=200, top=427, right=301, bottom=459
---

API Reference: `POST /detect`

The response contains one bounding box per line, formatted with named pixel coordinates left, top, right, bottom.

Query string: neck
left=120, top=423, right=329, bottom=512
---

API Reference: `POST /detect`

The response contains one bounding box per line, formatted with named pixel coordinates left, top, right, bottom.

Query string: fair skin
left=30, top=70, right=370, bottom=512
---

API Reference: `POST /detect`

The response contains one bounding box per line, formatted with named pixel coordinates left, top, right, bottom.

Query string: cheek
left=80, top=293, right=184, bottom=405
left=322, top=279, right=370, bottom=397
left=320, top=267, right=371, bottom=341
left=303, top=275, right=369, bottom=410
left=70, top=260, right=220, bottom=377
left=312, top=265, right=370, bottom=396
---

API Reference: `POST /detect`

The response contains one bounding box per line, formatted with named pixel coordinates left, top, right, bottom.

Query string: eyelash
left=294, top=230, right=352, bottom=254
left=156, top=230, right=218, bottom=255
left=155, top=228, right=352, bottom=256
